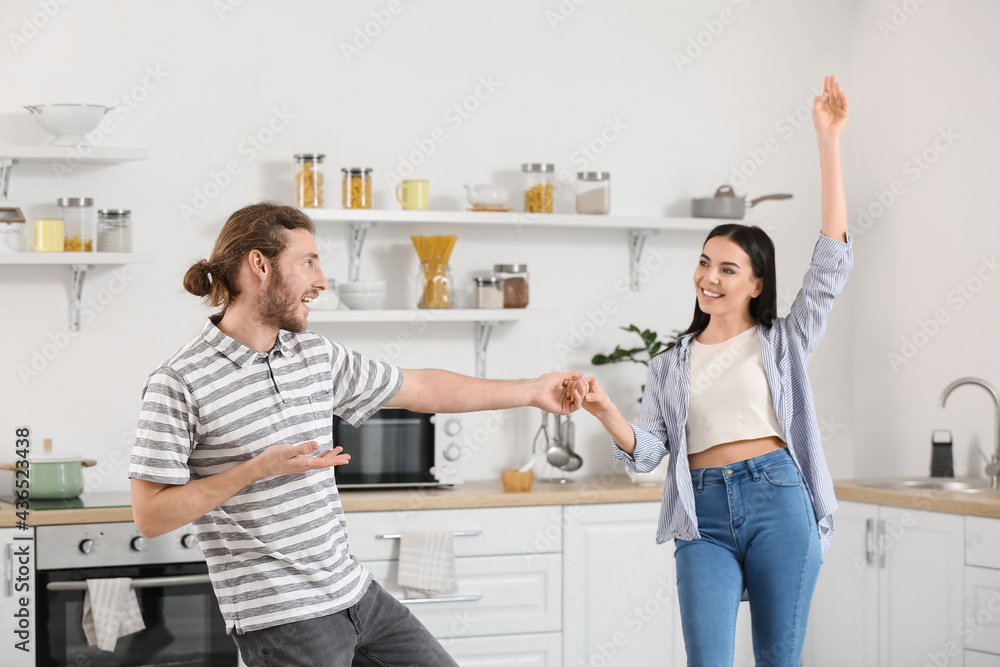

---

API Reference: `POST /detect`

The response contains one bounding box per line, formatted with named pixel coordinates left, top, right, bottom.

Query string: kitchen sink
left=854, top=476, right=997, bottom=493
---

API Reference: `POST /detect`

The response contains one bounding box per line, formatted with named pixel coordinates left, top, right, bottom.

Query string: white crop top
left=686, top=325, right=785, bottom=455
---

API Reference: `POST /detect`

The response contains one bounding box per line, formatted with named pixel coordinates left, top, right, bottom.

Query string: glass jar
left=0, top=221, right=24, bottom=252
left=494, top=264, right=529, bottom=308
left=294, top=154, right=325, bottom=208
left=473, top=276, right=504, bottom=308
left=576, top=171, right=610, bottom=214
left=57, top=197, right=95, bottom=252
left=416, top=262, right=454, bottom=309
left=97, top=209, right=132, bottom=252
left=342, top=167, right=373, bottom=209
left=521, top=163, right=554, bottom=213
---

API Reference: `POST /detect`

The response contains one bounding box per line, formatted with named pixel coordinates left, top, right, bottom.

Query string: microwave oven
left=332, top=408, right=463, bottom=489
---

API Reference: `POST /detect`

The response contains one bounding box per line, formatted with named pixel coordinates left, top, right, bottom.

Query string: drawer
left=965, top=566, right=1000, bottom=653
left=345, top=506, right=561, bottom=561
left=968, top=650, right=1000, bottom=667
left=446, top=631, right=562, bottom=666
left=365, top=553, right=561, bottom=638
left=968, top=516, right=1000, bottom=569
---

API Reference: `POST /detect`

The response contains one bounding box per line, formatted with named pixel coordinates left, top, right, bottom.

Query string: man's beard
left=259, top=263, right=307, bottom=333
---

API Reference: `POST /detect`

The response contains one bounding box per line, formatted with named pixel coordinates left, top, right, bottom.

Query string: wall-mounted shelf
left=0, top=252, right=154, bottom=331
left=308, top=308, right=559, bottom=377
left=301, top=208, right=724, bottom=291
left=0, top=146, right=150, bottom=162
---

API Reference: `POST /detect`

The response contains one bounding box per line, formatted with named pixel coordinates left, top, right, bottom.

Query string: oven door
left=36, top=562, right=236, bottom=666
left=333, top=408, right=438, bottom=488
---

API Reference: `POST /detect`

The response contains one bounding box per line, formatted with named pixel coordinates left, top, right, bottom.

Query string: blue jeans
left=674, top=448, right=822, bottom=667
left=232, top=580, right=458, bottom=666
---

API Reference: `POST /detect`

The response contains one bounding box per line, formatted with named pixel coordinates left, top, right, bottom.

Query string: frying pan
left=692, top=185, right=793, bottom=219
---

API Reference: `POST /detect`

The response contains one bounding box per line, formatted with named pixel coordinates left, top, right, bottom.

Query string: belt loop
left=694, top=468, right=704, bottom=492
left=747, top=457, right=760, bottom=481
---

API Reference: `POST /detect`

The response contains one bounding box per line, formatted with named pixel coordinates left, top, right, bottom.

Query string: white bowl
left=24, top=104, right=112, bottom=144
left=336, top=281, right=387, bottom=310
left=336, top=280, right=387, bottom=293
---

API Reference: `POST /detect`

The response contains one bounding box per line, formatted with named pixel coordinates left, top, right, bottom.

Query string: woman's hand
left=813, top=75, right=849, bottom=139
left=568, top=377, right=615, bottom=419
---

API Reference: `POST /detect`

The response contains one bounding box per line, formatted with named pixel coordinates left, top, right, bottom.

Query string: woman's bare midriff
left=688, top=435, right=787, bottom=469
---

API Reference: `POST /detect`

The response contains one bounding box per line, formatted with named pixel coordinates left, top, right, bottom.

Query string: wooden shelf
left=0, top=146, right=149, bottom=162
left=0, top=252, right=153, bottom=265
left=307, top=308, right=559, bottom=323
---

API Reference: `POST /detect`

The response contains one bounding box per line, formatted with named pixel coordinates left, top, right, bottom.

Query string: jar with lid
left=342, top=167, right=373, bottom=209
left=521, top=163, right=554, bottom=213
left=0, top=216, right=24, bottom=253
left=57, top=197, right=95, bottom=252
left=576, top=172, right=610, bottom=214
left=473, top=276, right=504, bottom=308
left=494, top=264, right=529, bottom=308
left=97, top=209, right=132, bottom=252
left=294, top=154, right=325, bottom=208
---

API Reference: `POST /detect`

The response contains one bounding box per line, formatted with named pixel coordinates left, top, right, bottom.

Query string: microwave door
left=333, top=411, right=437, bottom=487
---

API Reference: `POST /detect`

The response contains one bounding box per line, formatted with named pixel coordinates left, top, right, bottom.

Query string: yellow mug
left=395, top=180, right=429, bottom=211
left=24, top=218, right=64, bottom=252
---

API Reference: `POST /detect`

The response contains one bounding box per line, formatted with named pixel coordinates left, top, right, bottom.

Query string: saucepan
left=692, top=185, right=793, bottom=219
left=0, top=456, right=98, bottom=499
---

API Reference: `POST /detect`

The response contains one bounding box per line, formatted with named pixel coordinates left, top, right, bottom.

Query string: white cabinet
left=0, top=527, right=34, bottom=667
left=562, top=502, right=684, bottom=666
left=804, top=501, right=965, bottom=666
left=965, top=516, right=1000, bottom=662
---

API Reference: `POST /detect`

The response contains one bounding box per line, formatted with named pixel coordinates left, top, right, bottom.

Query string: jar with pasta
left=521, top=163, right=554, bottom=213
left=294, top=154, right=325, bottom=208
left=57, top=197, right=95, bottom=252
left=342, top=167, right=373, bottom=209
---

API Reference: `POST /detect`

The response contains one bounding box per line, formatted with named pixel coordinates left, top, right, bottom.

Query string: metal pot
left=692, top=185, right=793, bottom=219
left=0, top=456, right=97, bottom=499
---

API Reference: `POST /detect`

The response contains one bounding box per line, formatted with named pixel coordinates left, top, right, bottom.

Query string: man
left=129, top=202, right=584, bottom=665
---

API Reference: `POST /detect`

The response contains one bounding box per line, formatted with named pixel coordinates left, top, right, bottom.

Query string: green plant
left=591, top=325, right=681, bottom=402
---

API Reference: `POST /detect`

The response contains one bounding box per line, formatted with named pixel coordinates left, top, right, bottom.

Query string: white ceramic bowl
left=24, top=104, right=112, bottom=144
left=336, top=281, right=387, bottom=310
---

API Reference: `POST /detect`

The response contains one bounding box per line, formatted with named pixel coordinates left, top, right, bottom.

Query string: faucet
left=938, top=377, right=1000, bottom=489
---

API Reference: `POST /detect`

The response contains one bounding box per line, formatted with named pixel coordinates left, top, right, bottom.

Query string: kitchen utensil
left=396, top=180, right=429, bottom=210
left=1, top=438, right=98, bottom=500
left=691, top=185, right=793, bottom=219
left=534, top=411, right=570, bottom=468
left=518, top=459, right=535, bottom=473
left=24, top=218, right=64, bottom=252
left=501, top=469, right=533, bottom=492
left=560, top=414, right=583, bottom=472
left=334, top=280, right=387, bottom=310
left=464, top=184, right=509, bottom=207
left=24, top=104, right=113, bottom=145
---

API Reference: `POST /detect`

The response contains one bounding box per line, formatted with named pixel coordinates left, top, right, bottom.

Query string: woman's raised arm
left=813, top=75, right=849, bottom=242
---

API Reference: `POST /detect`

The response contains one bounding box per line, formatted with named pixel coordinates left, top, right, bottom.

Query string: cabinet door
left=879, top=506, right=964, bottom=667
left=445, top=632, right=561, bottom=666
left=802, top=501, right=878, bottom=666
left=562, top=502, right=681, bottom=666
left=0, top=527, right=34, bottom=667
left=965, top=566, right=1000, bottom=655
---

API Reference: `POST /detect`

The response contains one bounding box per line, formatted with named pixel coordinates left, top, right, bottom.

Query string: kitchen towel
left=397, top=531, right=458, bottom=598
left=82, top=577, right=146, bottom=652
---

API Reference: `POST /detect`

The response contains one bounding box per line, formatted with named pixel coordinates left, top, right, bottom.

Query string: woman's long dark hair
left=667, top=223, right=777, bottom=349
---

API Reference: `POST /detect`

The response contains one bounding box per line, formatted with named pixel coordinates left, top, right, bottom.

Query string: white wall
left=0, top=0, right=858, bottom=493
left=848, top=0, right=1000, bottom=478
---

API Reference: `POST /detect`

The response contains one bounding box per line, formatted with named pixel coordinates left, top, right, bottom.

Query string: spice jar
left=342, top=167, right=373, bottom=209
left=294, top=154, right=325, bottom=208
left=494, top=264, right=529, bottom=308
left=57, top=197, right=95, bottom=252
left=97, top=209, right=132, bottom=252
left=576, top=172, right=610, bottom=214
left=474, top=276, right=504, bottom=308
left=521, top=163, right=554, bottom=213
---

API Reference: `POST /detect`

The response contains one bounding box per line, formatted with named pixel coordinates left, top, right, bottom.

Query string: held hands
left=565, top=376, right=617, bottom=420
left=533, top=371, right=587, bottom=414
left=813, top=75, right=849, bottom=139
left=256, top=441, right=350, bottom=478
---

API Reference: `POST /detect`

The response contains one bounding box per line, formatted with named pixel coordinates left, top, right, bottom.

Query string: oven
left=333, top=409, right=464, bottom=489
left=35, top=521, right=238, bottom=667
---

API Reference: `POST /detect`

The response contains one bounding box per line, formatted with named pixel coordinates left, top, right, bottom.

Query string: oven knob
left=443, top=443, right=462, bottom=462
left=443, top=418, right=462, bottom=437
left=78, top=539, right=95, bottom=555
left=181, top=534, right=198, bottom=549
left=131, top=536, right=148, bottom=552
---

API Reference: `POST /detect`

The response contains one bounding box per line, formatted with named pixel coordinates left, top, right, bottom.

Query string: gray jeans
left=232, top=580, right=459, bottom=667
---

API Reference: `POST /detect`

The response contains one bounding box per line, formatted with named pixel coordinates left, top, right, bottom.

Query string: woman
left=571, top=75, right=850, bottom=665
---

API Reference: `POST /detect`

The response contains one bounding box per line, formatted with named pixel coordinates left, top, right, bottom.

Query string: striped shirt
left=128, top=319, right=402, bottom=634
left=613, top=232, right=853, bottom=555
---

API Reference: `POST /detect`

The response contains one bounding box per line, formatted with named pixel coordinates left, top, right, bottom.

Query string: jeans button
left=724, top=469, right=733, bottom=477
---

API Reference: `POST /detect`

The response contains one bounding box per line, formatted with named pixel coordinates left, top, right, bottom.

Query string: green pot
left=2, top=457, right=97, bottom=500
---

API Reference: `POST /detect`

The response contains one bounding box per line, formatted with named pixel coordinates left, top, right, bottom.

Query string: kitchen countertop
left=834, top=479, right=1000, bottom=519
left=0, top=474, right=664, bottom=527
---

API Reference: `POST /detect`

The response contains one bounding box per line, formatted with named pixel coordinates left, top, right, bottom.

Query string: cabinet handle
left=877, top=519, right=887, bottom=569
left=865, top=518, right=874, bottom=566
left=398, top=594, right=482, bottom=606
left=376, top=530, right=482, bottom=540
